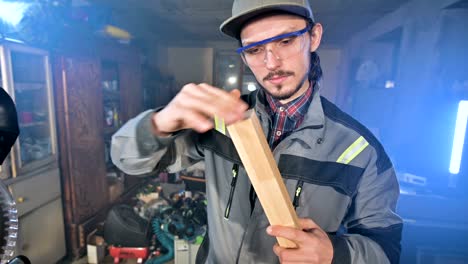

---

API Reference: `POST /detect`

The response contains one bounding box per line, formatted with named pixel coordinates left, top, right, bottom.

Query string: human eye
left=278, top=36, right=297, bottom=46
left=244, top=45, right=264, bottom=55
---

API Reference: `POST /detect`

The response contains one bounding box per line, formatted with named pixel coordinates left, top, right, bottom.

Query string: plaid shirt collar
left=265, top=84, right=313, bottom=148
left=266, top=84, right=313, bottom=122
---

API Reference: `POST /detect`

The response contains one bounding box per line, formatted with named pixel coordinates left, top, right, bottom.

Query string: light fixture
left=228, top=64, right=235, bottom=68
left=385, top=80, right=395, bottom=89
left=227, top=76, right=237, bottom=85
left=449, top=100, right=468, bottom=174
left=247, top=83, right=257, bottom=92
left=0, top=0, right=30, bottom=26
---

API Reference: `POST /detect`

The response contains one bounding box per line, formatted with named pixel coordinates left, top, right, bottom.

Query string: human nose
left=263, top=47, right=281, bottom=70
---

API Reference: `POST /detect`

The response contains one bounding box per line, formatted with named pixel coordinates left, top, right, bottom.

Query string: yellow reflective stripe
left=214, top=115, right=226, bottom=135
left=337, top=136, right=369, bottom=164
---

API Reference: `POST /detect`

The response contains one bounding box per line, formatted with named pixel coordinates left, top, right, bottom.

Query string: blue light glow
left=449, top=100, right=468, bottom=174
left=0, top=0, right=30, bottom=26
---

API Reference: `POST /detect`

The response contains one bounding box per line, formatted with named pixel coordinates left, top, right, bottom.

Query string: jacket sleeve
left=331, top=148, right=403, bottom=264
left=110, top=109, right=204, bottom=175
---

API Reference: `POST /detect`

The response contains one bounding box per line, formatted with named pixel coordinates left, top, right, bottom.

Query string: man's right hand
left=151, top=83, right=249, bottom=136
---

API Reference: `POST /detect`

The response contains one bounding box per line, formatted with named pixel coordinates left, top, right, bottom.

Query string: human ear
left=309, top=23, right=323, bottom=52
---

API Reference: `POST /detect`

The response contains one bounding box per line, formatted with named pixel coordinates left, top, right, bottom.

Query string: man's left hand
left=266, top=218, right=334, bottom=264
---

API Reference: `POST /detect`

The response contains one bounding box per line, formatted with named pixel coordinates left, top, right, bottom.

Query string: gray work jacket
left=111, top=85, right=402, bottom=264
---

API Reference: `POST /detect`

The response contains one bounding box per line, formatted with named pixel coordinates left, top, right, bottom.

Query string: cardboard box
left=174, top=238, right=200, bottom=264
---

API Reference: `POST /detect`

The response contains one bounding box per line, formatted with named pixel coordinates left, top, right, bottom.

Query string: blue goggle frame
left=236, top=24, right=312, bottom=54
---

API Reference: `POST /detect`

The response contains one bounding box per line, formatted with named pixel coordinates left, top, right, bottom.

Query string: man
left=111, top=0, right=403, bottom=263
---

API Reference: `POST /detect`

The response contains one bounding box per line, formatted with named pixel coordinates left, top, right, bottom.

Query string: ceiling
left=93, top=0, right=412, bottom=46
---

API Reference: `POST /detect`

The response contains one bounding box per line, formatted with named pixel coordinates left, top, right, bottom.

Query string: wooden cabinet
left=53, top=41, right=143, bottom=258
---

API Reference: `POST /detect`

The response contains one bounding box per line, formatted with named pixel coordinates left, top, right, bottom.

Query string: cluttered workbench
left=86, top=173, right=207, bottom=264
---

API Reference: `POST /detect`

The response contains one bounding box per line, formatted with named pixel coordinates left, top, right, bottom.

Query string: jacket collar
left=299, top=81, right=325, bottom=129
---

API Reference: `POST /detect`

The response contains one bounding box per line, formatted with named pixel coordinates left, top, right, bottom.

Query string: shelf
left=103, top=90, right=120, bottom=102
left=19, top=121, right=47, bottom=128
left=103, top=126, right=119, bottom=136
left=15, top=82, right=45, bottom=92
left=106, top=163, right=118, bottom=171
left=103, top=88, right=119, bottom=95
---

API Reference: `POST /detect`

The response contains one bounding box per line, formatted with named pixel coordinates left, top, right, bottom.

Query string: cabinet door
left=9, top=168, right=61, bottom=217
left=55, top=56, right=108, bottom=223
left=0, top=46, right=13, bottom=180
left=0, top=44, right=58, bottom=178
left=119, top=62, right=143, bottom=121
left=17, top=198, right=66, bottom=263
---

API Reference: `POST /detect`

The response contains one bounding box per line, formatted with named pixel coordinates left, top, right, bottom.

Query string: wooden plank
left=227, top=110, right=300, bottom=248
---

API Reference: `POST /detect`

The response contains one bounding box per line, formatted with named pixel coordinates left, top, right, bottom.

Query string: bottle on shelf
left=113, top=106, right=119, bottom=128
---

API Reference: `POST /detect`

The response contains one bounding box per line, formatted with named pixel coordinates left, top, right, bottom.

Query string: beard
left=260, top=70, right=309, bottom=101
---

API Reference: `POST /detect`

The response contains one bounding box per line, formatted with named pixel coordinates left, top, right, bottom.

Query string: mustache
left=263, top=70, right=295, bottom=81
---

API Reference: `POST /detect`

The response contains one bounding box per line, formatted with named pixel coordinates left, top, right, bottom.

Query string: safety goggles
left=236, top=24, right=312, bottom=67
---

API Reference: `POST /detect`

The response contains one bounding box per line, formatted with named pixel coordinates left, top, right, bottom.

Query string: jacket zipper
left=224, top=164, right=239, bottom=219
left=293, top=180, right=304, bottom=210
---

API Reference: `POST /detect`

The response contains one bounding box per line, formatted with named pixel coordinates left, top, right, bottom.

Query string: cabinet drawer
left=17, top=197, right=66, bottom=263
left=9, top=168, right=61, bottom=217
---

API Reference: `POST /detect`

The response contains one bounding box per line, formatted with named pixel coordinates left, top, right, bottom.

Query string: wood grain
left=227, top=110, right=300, bottom=248
left=53, top=45, right=144, bottom=258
